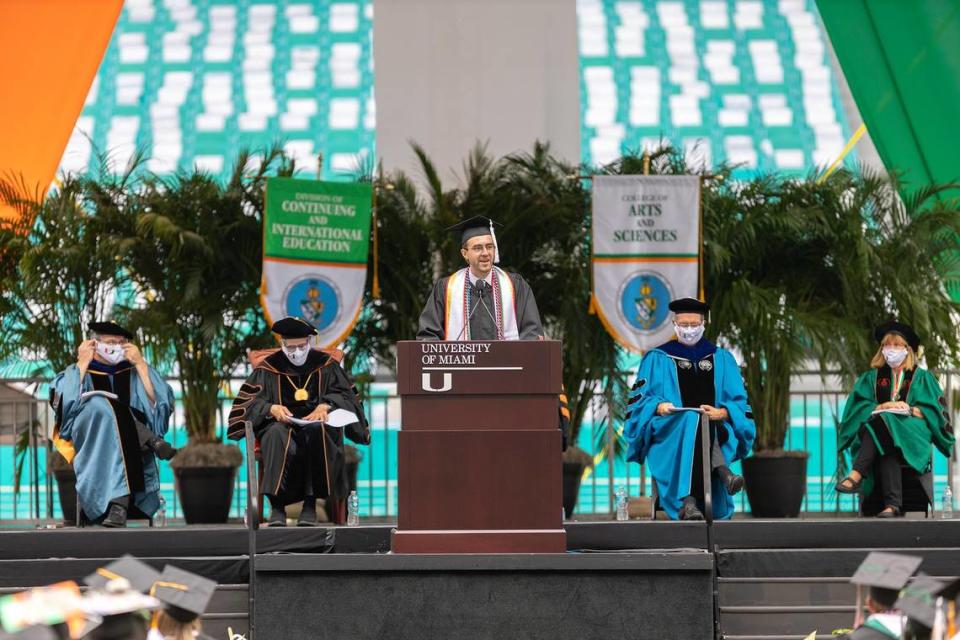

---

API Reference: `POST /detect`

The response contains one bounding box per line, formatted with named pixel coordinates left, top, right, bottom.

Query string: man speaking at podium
left=417, top=216, right=544, bottom=341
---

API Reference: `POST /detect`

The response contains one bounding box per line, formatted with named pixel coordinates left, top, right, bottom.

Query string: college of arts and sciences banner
left=591, top=175, right=702, bottom=353
left=262, top=177, right=373, bottom=348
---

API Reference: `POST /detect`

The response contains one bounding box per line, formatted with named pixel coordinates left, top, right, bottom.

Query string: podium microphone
left=455, top=280, right=487, bottom=341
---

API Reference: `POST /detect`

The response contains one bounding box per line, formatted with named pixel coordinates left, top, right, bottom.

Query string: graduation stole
left=875, top=365, right=914, bottom=402
left=443, top=267, right=519, bottom=340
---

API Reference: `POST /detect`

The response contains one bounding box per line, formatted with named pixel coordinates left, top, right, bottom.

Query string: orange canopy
left=0, top=0, right=122, bottom=221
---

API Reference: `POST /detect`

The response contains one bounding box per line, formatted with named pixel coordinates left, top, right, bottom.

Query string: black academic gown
left=415, top=269, right=571, bottom=448
left=416, top=270, right=544, bottom=340
left=838, top=624, right=900, bottom=639
left=227, top=350, right=370, bottom=507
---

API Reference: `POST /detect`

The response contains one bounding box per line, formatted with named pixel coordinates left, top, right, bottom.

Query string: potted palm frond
left=112, top=148, right=295, bottom=523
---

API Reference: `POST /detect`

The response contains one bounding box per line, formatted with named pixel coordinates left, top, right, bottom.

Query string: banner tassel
left=588, top=293, right=596, bottom=315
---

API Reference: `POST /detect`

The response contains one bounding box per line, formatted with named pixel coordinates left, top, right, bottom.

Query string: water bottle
left=615, top=485, right=629, bottom=522
left=347, top=491, right=360, bottom=526
left=155, top=495, right=167, bottom=528
left=942, top=485, right=954, bottom=520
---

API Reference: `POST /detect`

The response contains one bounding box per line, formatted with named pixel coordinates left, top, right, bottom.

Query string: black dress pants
left=852, top=419, right=902, bottom=509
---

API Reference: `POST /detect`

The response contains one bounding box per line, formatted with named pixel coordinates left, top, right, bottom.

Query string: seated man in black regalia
left=228, top=317, right=370, bottom=526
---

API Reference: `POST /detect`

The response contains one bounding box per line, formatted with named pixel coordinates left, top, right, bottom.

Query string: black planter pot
left=54, top=467, right=78, bottom=526
left=174, top=466, right=237, bottom=524
left=742, top=454, right=808, bottom=518
left=562, top=462, right=587, bottom=519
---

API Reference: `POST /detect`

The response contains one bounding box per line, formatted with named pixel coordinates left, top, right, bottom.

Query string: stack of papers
left=871, top=407, right=912, bottom=416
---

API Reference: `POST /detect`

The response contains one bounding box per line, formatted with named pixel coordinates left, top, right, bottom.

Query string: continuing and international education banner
left=261, top=177, right=373, bottom=348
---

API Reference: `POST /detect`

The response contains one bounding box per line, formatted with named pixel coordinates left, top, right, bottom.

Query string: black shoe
left=877, top=505, right=903, bottom=519
left=679, top=498, right=704, bottom=521
left=836, top=476, right=862, bottom=494
left=297, top=505, right=317, bottom=527
left=717, top=467, right=744, bottom=496
left=101, top=503, right=128, bottom=528
left=149, top=438, right=177, bottom=461
left=267, top=508, right=286, bottom=527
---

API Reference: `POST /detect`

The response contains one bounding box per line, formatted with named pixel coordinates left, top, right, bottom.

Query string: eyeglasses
left=97, top=337, right=127, bottom=346
left=466, top=243, right=495, bottom=254
left=674, top=322, right=704, bottom=329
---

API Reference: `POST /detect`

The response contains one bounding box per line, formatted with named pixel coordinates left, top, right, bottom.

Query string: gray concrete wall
left=373, top=0, right=580, bottom=187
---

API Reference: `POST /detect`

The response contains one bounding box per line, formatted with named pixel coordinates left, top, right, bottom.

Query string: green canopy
left=816, top=0, right=960, bottom=199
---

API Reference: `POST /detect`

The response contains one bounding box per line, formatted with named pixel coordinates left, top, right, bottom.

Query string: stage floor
left=1, top=519, right=957, bottom=640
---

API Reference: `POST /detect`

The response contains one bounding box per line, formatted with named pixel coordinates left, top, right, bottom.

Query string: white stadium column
left=374, top=0, right=580, bottom=184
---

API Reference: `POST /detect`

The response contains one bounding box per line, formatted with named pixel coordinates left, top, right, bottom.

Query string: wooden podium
left=391, top=340, right=566, bottom=553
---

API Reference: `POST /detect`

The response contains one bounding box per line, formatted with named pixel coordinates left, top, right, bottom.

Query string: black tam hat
left=446, top=215, right=502, bottom=263
left=896, top=574, right=946, bottom=629
left=668, top=297, right=710, bottom=316
left=874, top=321, right=921, bottom=352
left=271, top=317, right=318, bottom=339
left=152, top=565, right=216, bottom=623
left=84, top=555, right=160, bottom=594
left=88, top=321, right=133, bottom=340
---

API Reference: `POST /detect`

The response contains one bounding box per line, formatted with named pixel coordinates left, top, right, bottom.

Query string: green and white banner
left=262, top=177, right=373, bottom=348
left=591, top=175, right=701, bottom=353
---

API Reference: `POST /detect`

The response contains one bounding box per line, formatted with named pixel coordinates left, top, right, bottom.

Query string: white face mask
left=882, top=346, right=908, bottom=368
left=675, top=323, right=706, bottom=346
left=282, top=343, right=310, bottom=367
left=96, top=342, right=126, bottom=365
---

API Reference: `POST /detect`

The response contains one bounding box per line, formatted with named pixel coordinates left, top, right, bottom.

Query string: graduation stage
left=1, top=519, right=959, bottom=640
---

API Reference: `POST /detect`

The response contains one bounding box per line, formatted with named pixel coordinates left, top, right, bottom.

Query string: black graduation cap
left=88, top=321, right=133, bottom=340
left=874, top=321, right=921, bottom=352
left=936, top=577, right=960, bottom=601
left=83, top=555, right=161, bottom=594
left=850, top=552, right=922, bottom=590
left=271, top=316, right=318, bottom=339
left=668, top=297, right=710, bottom=315
left=896, top=574, right=945, bottom=629
left=152, top=565, right=215, bottom=623
left=447, top=216, right=502, bottom=263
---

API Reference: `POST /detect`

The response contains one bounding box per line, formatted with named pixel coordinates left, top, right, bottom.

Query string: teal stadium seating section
left=56, top=0, right=375, bottom=181
left=578, top=0, right=851, bottom=174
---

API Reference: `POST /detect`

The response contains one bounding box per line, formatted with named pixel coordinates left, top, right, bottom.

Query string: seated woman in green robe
left=836, top=321, right=954, bottom=517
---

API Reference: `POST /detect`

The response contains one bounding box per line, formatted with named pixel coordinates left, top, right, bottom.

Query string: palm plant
left=704, top=163, right=960, bottom=452
left=0, top=167, right=134, bottom=374
left=112, top=148, right=294, bottom=455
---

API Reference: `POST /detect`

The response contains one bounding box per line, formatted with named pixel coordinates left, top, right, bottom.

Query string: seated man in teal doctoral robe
left=624, top=298, right=755, bottom=520
left=51, top=321, right=175, bottom=527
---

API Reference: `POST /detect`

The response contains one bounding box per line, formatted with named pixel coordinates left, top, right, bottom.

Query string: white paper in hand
left=668, top=407, right=705, bottom=414
left=324, top=408, right=359, bottom=428
left=871, top=407, right=912, bottom=416
left=287, top=409, right=359, bottom=428
left=80, top=390, right=119, bottom=402
left=287, top=416, right=322, bottom=428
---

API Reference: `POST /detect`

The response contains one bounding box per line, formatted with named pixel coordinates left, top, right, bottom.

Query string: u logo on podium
left=421, top=372, right=452, bottom=392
